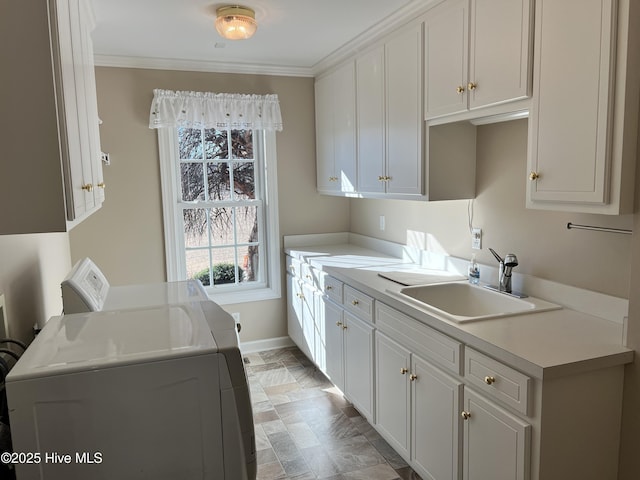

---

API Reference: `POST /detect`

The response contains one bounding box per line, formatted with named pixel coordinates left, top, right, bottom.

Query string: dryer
left=5, top=301, right=256, bottom=480
left=61, top=257, right=210, bottom=314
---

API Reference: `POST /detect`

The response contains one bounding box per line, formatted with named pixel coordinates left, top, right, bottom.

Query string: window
left=158, top=126, right=281, bottom=305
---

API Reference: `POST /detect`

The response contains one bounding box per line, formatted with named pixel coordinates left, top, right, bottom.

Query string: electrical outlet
left=471, top=228, right=482, bottom=250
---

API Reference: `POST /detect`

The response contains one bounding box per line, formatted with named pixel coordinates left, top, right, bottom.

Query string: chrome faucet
left=488, top=248, right=518, bottom=294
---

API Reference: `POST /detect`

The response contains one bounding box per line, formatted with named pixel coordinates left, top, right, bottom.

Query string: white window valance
left=149, top=89, right=283, bottom=131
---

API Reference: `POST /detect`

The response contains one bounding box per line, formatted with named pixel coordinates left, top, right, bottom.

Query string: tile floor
left=245, top=346, right=422, bottom=480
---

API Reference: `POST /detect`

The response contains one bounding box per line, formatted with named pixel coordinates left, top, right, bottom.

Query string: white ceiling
left=90, top=0, right=423, bottom=76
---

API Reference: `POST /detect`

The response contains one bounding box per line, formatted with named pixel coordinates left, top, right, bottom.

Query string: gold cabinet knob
left=400, top=367, right=408, bottom=375
left=336, top=321, right=343, bottom=327
left=456, top=85, right=465, bottom=94
left=97, top=182, right=106, bottom=189
left=468, top=82, right=477, bottom=91
left=305, top=274, right=312, bottom=280
left=81, top=184, right=94, bottom=192
left=326, top=285, right=333, bottom=291
left=529, top=171, right=540, bottom=181
left=461, top=411, right=471, bottom=420
left=296, top=293, right=304, bottom=299
left=342, top=325, right=348, bottom=330
left=409, top=374, right=418, bottom=381
left=351, top=300, right=359, bottom=306
left=484, top=376, right=496, bottom=385
left=378, top=176, right=385, bottom=181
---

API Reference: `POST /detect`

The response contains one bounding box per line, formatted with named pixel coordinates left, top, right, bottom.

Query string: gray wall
left=0, top=234, right=71, bottom=343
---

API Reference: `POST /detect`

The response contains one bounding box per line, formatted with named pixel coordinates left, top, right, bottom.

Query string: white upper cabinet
left=425, top=0, right=533, bottom=119
left=0, top=0, right=104, bottom=234
left=315, top=62, right=357, bottom=195
left=527, top=0, right=638, bottom=214
left=357, top=23, right=424, bottom=197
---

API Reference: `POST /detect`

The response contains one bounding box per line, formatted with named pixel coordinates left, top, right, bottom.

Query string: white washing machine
left=60, top=257, right=210, bottom=314
left=6, top=300, right=256, bottom=480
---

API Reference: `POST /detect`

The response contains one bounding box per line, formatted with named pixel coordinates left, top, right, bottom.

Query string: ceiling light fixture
left=215, top=5, right=257, bottom=40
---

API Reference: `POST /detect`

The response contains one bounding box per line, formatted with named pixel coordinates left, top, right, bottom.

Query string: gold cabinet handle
left=484, top=376, right=496, bottom=385
left=296, top=293, right=304, bottom=300
left=456, top=85, right=465, bottom=94
left=468, top=82, right=477, bottom=91
left=529, top=171, right=540, bottom=181
left=351, top=300, right=359, bottom=306
left=326, top=285, right=333, bottom=291
left=409, top=374, right=418, bottom=381
left=461, top=411, right=471, bottom=420
left=400, top=367, right=408, bottom=375
left=97, top=182, right=106, bottom=189
left=81, top=184, right=94, bottom=192
left=378, top=175, right=385, bottom=181
left=342, top=325, right=348, bottom=330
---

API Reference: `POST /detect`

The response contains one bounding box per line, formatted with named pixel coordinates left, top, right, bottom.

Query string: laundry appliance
left=5, top=300, right=256, bottom=480
left=60, top=257, right=210, bottom=314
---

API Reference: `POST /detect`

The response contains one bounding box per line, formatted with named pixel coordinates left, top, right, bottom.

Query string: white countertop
left=285, top=242, right=633, bottom=380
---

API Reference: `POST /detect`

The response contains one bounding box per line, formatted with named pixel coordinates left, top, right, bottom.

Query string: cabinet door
left=375, top=332, right=411, bottom=459
left=332, top=62, right=357, bottom=194
left=343, top=313, right=374, bottom=422
left=356, top=47, right=386, bottom=194
left=287, top=275, right=312, bottom=360
left=315, top=73, right=336, bottom=193
left=324, top=299, right=345, bottom=392
left=528, top=0, right=616, bottom=206
left=424, top=0, right=469, bottom=119
left=79, top=0, right=104, bottom=206
left=301, top=282, right=316, bottom=363
left=468, top=0, right=532, bottom=109
left=385, top=22, right=423, bottom=195
left=462, top=389, right=531, bottom=480
left=314, top=290, right=327, bottom=373
left=412, top=355, right=463, bottom=480
left=315, top=63, right=357, bottom=194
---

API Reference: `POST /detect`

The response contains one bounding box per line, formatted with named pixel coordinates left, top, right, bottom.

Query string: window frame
left=158, top=127, right=281, bottom=305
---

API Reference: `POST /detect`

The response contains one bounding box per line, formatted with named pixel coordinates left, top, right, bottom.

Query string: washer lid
left=7, top=303, right=217, bottom=381
left=103, top=280, right=209, bottom=311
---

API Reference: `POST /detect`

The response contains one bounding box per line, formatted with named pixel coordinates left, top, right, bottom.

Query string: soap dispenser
left=468, top=254, right=480, bottom=284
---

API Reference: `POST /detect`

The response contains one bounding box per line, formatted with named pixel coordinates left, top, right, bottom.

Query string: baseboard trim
left=240, top=336, right=295, bottom=354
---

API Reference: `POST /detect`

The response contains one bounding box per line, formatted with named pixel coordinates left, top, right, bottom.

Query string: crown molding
left=311, top=0, right=442, bottom=75
left=93, top=54, right=314, bottom=77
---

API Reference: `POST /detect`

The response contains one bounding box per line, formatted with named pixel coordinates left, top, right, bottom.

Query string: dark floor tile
left=394, top=466, right=423, bottom=480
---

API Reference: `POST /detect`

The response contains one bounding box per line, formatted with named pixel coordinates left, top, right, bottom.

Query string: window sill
left=206, top=285, right=281, bottom=306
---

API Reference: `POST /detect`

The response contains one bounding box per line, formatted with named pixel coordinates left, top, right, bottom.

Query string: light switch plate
left=472, top=228, right=482, bottom=250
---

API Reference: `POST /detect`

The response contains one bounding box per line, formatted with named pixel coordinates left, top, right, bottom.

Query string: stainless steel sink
left=394, top=281, right=561, bottom=322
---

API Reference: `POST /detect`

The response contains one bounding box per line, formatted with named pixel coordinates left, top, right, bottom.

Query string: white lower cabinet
left=323, top=295, right=375, bottom=422
left=375, top=332, right=411, bottom=458
left=286, top=273, right=315, bottom=361
left=462, top=388, right=531, bottom=480
left=323, top=298, right=345, bottom=391
left=413, top=356, right=463, bottom=480
left=376, top=330, right=463, bottom=480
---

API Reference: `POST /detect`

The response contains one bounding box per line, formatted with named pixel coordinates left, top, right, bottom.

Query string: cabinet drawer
left=344, top=285, right=374, bottom=322
left=465, top=348, right=531, bottom=415
left=322, top=276, right=343, bottom=304
left=376, top=302, right=462, bottom=375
